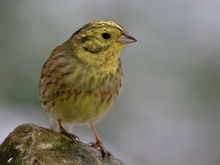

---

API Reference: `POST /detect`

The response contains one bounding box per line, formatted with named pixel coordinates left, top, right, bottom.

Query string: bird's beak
left=118, top=33, right=137, bottom=44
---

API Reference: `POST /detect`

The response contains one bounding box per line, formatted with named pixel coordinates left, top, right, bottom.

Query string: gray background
left=1, top=1, right=220, bottom=165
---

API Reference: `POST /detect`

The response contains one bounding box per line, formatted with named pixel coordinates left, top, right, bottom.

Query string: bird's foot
left=60, top=127, right=80, bottom=141
left=89, top=141, right=111, bottom=158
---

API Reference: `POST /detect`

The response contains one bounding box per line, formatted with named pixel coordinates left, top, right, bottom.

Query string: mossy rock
left=0, top=124, right=125, bottom=165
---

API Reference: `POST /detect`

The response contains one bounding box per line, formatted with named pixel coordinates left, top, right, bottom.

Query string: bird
left=39, top=20, right=136, bottom=156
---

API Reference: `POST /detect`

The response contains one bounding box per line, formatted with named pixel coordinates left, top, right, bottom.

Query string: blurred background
left=1, top=1, right=220, bottom=165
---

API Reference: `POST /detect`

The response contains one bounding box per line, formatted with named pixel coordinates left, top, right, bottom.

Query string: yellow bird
left=39, top=20, right=136, bottom=156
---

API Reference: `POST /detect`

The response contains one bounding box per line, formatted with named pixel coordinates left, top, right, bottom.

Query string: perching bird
left=39, top=20, right=136, bottom=156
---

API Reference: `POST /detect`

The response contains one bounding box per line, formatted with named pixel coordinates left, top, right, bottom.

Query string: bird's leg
left=89, top=123, right=111, bottom=157
left=58, top=119, right=80, bottom=141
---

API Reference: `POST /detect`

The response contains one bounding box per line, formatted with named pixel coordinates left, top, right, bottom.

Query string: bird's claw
left=89, top=142, right=111, bottom=157
left=60, top=130, right=80, bottom=141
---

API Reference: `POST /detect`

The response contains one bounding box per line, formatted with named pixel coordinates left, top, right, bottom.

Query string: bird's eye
left=101, top=33, right=111, bottom=40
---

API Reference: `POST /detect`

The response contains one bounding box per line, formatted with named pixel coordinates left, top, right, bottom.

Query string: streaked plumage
left=39, top=20, right=136, bottom=156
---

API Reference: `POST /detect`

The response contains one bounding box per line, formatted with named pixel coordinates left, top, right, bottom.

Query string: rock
left=0, top=124, right=125, bottom=165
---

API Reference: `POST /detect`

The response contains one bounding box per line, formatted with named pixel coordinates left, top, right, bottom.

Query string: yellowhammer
left=39, top=20, right=136, bottom=156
